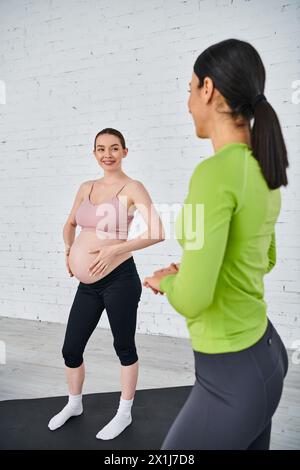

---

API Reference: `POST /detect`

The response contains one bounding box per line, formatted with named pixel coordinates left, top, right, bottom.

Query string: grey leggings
left=161, top=318, right=289, bottom=450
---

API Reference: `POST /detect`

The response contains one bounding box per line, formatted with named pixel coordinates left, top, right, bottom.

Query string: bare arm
left=114, top=181, right=165, bottom=256
left=63, top=182, right=87, bottom=252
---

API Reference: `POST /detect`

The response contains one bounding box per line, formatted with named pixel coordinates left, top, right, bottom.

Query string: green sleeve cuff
left=159, top=274, right=177, bottom=293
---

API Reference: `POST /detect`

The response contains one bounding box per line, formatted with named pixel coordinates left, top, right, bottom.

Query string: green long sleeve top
left=159, top=142, right=281, bottom=353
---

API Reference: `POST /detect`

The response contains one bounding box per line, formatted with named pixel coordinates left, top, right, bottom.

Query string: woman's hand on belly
left=87, top=244, right=119, bottom=278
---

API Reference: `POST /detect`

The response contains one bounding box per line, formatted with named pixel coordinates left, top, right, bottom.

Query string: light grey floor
left=0, top=316, right=299, bottom=450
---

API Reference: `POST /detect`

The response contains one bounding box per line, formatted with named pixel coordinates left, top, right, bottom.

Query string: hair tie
left=251, top=93, right=267, bottom=110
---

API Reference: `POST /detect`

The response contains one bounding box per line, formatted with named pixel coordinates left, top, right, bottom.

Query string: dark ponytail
left=193, top=39, right=289, bottom=189
left=251, top=99, right=288, bottom=188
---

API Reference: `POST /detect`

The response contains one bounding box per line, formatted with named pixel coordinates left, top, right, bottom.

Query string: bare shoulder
left=123, top=179, right=149, bottom=208
left=125, top=179, right=147, bottom=191
left=79, top=179, right=95, bottom=194
left=126, top=179, right=154, bottom=207
left=85, top=179, right=96, bottom=187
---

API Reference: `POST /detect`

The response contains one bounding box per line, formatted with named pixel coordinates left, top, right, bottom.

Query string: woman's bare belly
left=68, top=229, right=133, bottom=284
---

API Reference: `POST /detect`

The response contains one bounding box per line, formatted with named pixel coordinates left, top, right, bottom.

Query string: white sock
left=96, top=396, right=134, bottom=440
left=48, top=393, right=83, bottom=431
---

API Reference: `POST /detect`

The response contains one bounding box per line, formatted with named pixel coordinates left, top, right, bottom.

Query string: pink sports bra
left=75, top=181, right=134, bottom=240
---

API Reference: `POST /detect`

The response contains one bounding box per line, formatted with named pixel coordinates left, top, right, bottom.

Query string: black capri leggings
left=62, top=256, right=142, bottom=368
left=161, top=318, right=289, bottom=450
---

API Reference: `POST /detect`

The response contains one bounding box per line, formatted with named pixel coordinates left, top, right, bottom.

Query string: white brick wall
left=0, top=0, right=299, bottom=349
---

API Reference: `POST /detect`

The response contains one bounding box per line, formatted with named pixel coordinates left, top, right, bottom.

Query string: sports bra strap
left=89, top=181, right=95, bottom=198
left=115, top=184, right=127, bottom=197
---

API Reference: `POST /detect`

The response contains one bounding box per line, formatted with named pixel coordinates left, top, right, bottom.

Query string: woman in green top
left=144, top=38, right=289, bottom=450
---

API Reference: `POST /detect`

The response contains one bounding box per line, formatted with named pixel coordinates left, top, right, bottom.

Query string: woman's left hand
left=87, top=245, right=118, bottom=277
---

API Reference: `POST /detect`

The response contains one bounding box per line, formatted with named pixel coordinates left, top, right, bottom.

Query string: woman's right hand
left=146, top=263, right=180, bottom=294
left=65, top=247, right=74, bottom=277
left=153, top=262, right=180, bottom=276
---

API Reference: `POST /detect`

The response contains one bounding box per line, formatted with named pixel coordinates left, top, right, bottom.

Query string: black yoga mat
left=0, top=386, right=193, bottom=450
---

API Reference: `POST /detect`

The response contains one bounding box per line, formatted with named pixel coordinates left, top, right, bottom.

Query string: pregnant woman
left=48, top=128, right=165, bottom=440
left=144, top=39, right=290, bottom=449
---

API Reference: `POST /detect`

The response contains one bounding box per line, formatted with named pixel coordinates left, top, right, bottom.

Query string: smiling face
left=93, top=133, right=128, bottom=171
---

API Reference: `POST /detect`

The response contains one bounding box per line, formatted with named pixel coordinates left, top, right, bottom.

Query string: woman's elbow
left=178, top=292, right=214, bottom=319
